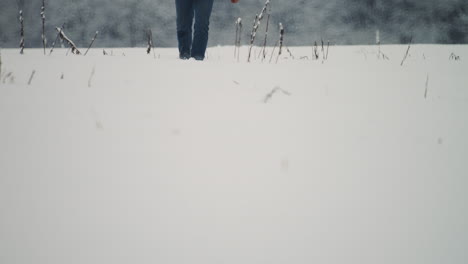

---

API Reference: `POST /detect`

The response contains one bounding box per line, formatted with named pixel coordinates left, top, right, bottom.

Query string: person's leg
left=191, top=0, right=214, bottom=60
left=175, top=0, right=194, bottom=59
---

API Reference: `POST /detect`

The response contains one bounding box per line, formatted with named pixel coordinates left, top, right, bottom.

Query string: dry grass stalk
left=49, top=24, right=64, bottom=55
left=56, top=27, right=81, bottom=55
left=234, top=18, right=242, bottom=62
left=376, top=42, right=389, bottom=60
left=269, top=40, right=278, bottom=63
left=275, top=23, right=284, bottom=64
left=325, top=40, right=330, bottom=60
left=247, top=0, right=270, bottom=62
left=247, top=14, right=259, bottom=62
left=321, top=38, right=325, bottom=60
left=260, top=3, right=271, bottom=61
left=2, top=72, right=14, bottom=84
left=19, top=10, right=24, bottom=54
left=146, top=29, right=156, bottom=58
left=28, top=70, right=36, bottom=85
left=285, top=46, right=294, bottom=60
left=400, top=37, right=412, bottom=66
left=84, top=31, right=99, bottom=56
left=41, top=0, right=47, bottom=55
left=313, top=41, right=319, bottom=60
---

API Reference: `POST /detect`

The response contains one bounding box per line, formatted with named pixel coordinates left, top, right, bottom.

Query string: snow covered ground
left=1, top=45, right=468, bottom=264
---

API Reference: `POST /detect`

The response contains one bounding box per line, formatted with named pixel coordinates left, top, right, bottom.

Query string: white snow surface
left=1, top=45, right=468, bottom=264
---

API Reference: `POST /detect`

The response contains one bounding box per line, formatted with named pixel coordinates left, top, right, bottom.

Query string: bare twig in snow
left=269, top=40, right=278, bottom=63
left=88, top=66, right=95, bottom=88
left=264, top=86, right=291, bottom=103
left=146, top=29, right=156, bottom=58
left=400, top=37, right=412, bottom=66
left=84, top=31, right=99, bottom=56
left=325, top=40, right=330, bottom=60
left=49, top=23, right=64, bottom=55
left=376, top=36, right=389, bottom=60
left=285, top=46, right=294, bottom=59
left=424, top=74, right=429, bottom=99
left=449, top=53, right=461, bottom=61
left=28, top=70, right=36, bottom=85
left=3, top=72, right=13, bottom=84
left=377, top=44, right=389, bottom=60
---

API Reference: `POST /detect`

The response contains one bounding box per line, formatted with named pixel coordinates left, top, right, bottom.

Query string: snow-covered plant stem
left=234, top=18, right=242, bottom=62
left=321, top=38, right=325, bottom=60
left=234, top=18, right=239, bottom=57
left=247, top=14, right=258, bottom=62
left=275, top=23, right=284, bottom=64
left=260, top=3, right=271, bottom=61
left=41, top=0, right=46, bottom=55
left=19, top=10, right=24, bottom=54
left=376, top=31, right=388, bottom=60
left=56, top=27, right=81, bottom=55
left=146, top=29, right=155, bottom=58
left=84, top=31, right=99, bottom=56
left=247, top=0, right=270, bottom=62
left=313, top=41, right=319, bottom=60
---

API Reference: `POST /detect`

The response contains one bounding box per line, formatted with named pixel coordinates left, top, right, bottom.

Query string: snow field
left=0, top=45, right=467, bottom=264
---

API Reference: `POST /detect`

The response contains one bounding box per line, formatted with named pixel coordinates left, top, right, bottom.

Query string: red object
left=231, top=0, right=239, bottom=3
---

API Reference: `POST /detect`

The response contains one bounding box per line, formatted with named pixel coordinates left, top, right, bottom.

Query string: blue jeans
left=175, top=0, right=214, bottom=60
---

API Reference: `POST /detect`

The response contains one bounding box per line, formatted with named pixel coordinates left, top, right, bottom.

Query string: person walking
left=175, top=0, right=239, bottom=60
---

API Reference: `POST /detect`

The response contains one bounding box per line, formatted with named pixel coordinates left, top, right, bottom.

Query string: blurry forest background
left=1, top=0, right=467, bottom=48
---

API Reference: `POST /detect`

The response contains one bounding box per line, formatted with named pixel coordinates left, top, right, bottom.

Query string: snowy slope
left=1, top=45, right=468, bottom=264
